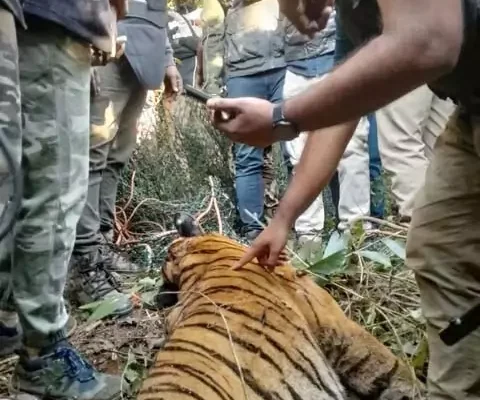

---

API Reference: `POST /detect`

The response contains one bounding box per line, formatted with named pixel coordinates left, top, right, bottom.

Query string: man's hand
left=235, top=217, right=291, bottom=269
left=278, top=0, right=333, bottom=37
left=164, top=66, right=183, bottom=100
left=207, top=97, right=275, bottom=147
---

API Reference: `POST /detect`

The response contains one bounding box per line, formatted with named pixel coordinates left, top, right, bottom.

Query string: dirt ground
left=0, top=306, right=166, bottom=399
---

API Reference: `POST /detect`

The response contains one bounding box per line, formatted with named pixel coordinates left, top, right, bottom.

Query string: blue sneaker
left=0, top=314, right=77, bottom=358
left=11, top=341, right=128, bottom=399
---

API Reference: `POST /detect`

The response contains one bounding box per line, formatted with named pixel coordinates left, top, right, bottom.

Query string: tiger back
left=138, top=233, right=347, bottom=400
left=138, top=216, right=420, bottom=400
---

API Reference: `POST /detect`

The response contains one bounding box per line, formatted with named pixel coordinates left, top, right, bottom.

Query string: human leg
left=98, top=62, right=147, bottom=273
left=376, top=85, right=432, bottom=218
left=407, top=108, right=480, bottom=399
left=367, top=113, right=385, bottom=219
left=70, top=59, right=135, bottom=314
left=10, top=21, right=125, bottom=398
left=98, top=61, right=147, bottom=238
left=0, top=6, right=22, bottom=356
left=74, top=61, right=132, bottom=258
left=423, top=95, right=455, bottom=160
left=283, top=70, right=325, bottom=238
left=227, top=73, right=267, bottom=236
left=337, top=116, right=371, bottom=231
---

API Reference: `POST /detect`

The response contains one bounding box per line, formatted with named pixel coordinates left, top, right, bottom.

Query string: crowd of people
left=206, top=0, right=479, bottom=399
left=0, top=0, right=181, bottom=398
left=0, top=0, right=477, bottom=399
left=198, top=0, right=454, bottom=240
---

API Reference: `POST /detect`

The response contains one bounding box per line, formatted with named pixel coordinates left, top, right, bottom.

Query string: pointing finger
left=233, top=242, right=262, bottom=270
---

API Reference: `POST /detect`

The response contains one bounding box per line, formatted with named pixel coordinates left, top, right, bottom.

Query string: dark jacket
left=284, top=10, right=336, bottom=64
left=223, top=0, right=285, bottom=78
left=21, top=0, right=116, bottom=52
left=167, top=10, right=199, bottom=86
left=336, top=0, right=480, bottom=114
left=119, top=0, right=174, bottom=90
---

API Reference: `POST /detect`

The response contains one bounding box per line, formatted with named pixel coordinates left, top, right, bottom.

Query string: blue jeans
left=226, top=67, right=286, bottom=233
left=367, top=114, right=385, bottom=218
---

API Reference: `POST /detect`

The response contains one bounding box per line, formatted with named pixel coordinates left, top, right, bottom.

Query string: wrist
left=273, top=202, right=297, bottom=229
left=272, top=102, right=300, bottom=141
left=282, top=99, right=300, bottom=131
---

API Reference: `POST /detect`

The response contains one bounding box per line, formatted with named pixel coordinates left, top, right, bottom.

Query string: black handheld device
left=183, top=84, right=213, bottom=104
left=439, top=302, right=480, bottom=346
left=183, top=84, right=231, bottom=121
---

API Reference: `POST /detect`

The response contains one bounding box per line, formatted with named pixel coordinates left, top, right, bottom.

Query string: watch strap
left=272, top=102, right=285, bottom=126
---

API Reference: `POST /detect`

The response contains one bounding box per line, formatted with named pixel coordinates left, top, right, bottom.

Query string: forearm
left=165, top=34, right=175, bottom=68
left=284, top=33, right=455, bottom=132
left=276, top=121, right=358, bottom=226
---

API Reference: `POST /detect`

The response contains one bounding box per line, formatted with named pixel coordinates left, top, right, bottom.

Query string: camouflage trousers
left=0, top=16, right=91, bottom=348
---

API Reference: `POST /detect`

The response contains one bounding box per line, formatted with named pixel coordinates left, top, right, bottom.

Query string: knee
left=234, top=145, right=263, bottom=177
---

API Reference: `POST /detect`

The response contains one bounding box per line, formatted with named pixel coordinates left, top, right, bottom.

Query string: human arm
left=283, top=0, right=463, bottom=131
left=236, top=121, right=358, bottom=267
left=207, top=0, right=464, bottom=145
left=164, top=35, right=183, bottom=98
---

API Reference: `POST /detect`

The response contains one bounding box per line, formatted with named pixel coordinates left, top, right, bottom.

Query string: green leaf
left=359, top=250, right=392, bottom=268
left=309, top=250, right=346, bottom=277
left=411, top=336, right=429, bottom=371
left=382, top=238, right=406, bottom=260
left=323, top=231, right=347, bottom=258
left=86, top=296, right=123, bottom=322
left=78, top=300, right=104, bottom=311
left=296, top=239, right=323, bottom=264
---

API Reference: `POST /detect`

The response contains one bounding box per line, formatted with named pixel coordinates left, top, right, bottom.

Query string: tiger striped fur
left=138, top=218, right=419, bottom=400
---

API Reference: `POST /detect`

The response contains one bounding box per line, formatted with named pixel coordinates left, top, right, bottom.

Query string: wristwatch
left=272, top=102, right=299, bottom=141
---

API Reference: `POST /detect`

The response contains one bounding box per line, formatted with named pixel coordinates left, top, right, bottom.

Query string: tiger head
left=155, top=213, right=248, bottom=309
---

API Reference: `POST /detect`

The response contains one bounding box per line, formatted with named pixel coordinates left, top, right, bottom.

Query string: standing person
left=71, top=0, right=182, bottom=315
left=208, top=0, right=480, bottom=398
left=167, top=5, right=200, bottom=87
left=283, top=9, right=371, bottom=241
left=333, top=13, right=385, bottom=221
left=0, top=0, right=130, bottom=398
left=214, top=0, right=288, bottom=240
left=376, top=86, right=455, bottom=221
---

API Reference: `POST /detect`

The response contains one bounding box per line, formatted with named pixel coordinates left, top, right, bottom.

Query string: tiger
left=138, top=214, right=420, bottom=400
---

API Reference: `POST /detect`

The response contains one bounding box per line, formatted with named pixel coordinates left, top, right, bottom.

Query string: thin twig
left=348, top=216, right=409, bottom=232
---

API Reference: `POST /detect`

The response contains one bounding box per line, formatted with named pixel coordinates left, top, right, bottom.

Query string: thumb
left=207, top=98, right=243, bottom=114
left=171, top=78, right=179, bottom=92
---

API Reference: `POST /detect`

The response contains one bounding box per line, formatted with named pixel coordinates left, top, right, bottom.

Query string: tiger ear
left=174, top=213, right=203, bottom=237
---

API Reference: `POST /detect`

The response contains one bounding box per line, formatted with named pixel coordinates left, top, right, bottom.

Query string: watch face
left=273, top=123, right=298, bottom=141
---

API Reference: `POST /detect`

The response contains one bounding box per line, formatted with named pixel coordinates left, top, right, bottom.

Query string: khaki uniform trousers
left=407, top=108, right=480, bottom=399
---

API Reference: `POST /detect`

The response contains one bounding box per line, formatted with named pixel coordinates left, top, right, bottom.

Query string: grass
left=0, top=91, right=427, bottom=399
